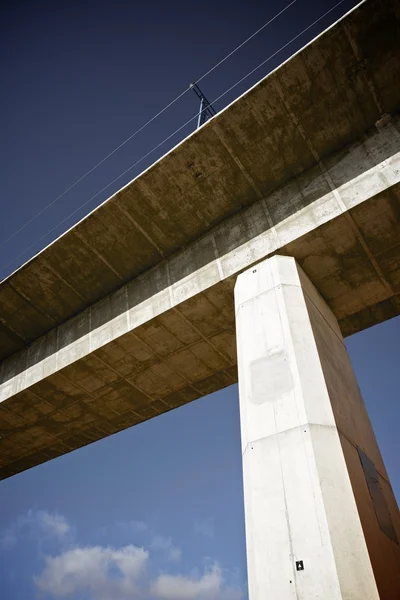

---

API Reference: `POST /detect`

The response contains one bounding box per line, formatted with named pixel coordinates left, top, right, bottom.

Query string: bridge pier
left=235, top=255, right=400, bottom=599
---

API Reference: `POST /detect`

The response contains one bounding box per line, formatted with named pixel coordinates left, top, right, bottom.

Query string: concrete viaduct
left=1, top=0, right=399, bottom=597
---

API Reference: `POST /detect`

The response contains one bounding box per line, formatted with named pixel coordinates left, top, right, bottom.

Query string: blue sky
left=0, top=320, right=399, bottom=600
left=0, top=0, right=399, bottom=599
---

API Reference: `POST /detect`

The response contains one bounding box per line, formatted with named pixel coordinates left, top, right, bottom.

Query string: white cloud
left=2, top=510, right=243, bottom=600
left=36, top=511, right=71, bottom=541
left=0, top=509, right=71, bottom=550
left=194, top=518, right=214, bottom=538
left=35, top=544, right=148, bottom=599
left=35, top=551, right=241, bottom=600
left=151, top=563, right=242, bottom=600
left=115, top=522, right=182, bottom=563
left=151, top=535, right=181, bottom=563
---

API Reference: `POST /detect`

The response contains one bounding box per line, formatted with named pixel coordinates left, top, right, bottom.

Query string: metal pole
left=190, top=82, right=217, bottom=129
left=197, top=96, right=204, bottom=129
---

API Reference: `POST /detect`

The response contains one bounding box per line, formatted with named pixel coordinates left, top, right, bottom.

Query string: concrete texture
left=0, top=0, right=400, bottom=479
left=1, top=0, right=399, bottom=359
left=235, top=255, right=400, bottom=600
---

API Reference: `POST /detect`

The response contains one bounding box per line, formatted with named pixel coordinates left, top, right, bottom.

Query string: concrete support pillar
left=234, top=255, right=400, bottom=600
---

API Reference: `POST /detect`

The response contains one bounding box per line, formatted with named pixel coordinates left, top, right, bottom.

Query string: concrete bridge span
left=1, top=0, right=400, bottom=598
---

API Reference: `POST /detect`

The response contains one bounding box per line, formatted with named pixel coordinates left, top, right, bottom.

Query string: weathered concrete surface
left=235, top=256, right=400, bottom=600
left=0, top=117, right=399, bottom=480
left=1, top=0, right=399, bottom=360
left=0, top=0, right=400, bottom=479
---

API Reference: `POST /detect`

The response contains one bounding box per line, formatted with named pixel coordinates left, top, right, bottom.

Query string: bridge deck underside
left=1, top=0, right=399, bottom=363
left=1, top=0, right=400, bottom=481
left=0, top=183, right=399, bottom=480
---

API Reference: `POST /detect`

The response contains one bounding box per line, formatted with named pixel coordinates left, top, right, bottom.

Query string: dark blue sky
left=0, top=0, right=360, bottom=278
left=1, top=1, right=399, bottom=599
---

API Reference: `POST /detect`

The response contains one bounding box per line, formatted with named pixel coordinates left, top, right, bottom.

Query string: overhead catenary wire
left=2, top=0, right=349, bottom=276
left=0, top=0, right=298, bottom=253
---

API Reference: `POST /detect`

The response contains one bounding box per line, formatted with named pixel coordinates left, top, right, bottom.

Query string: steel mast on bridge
left=190, top=82, right=217, bottom=128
